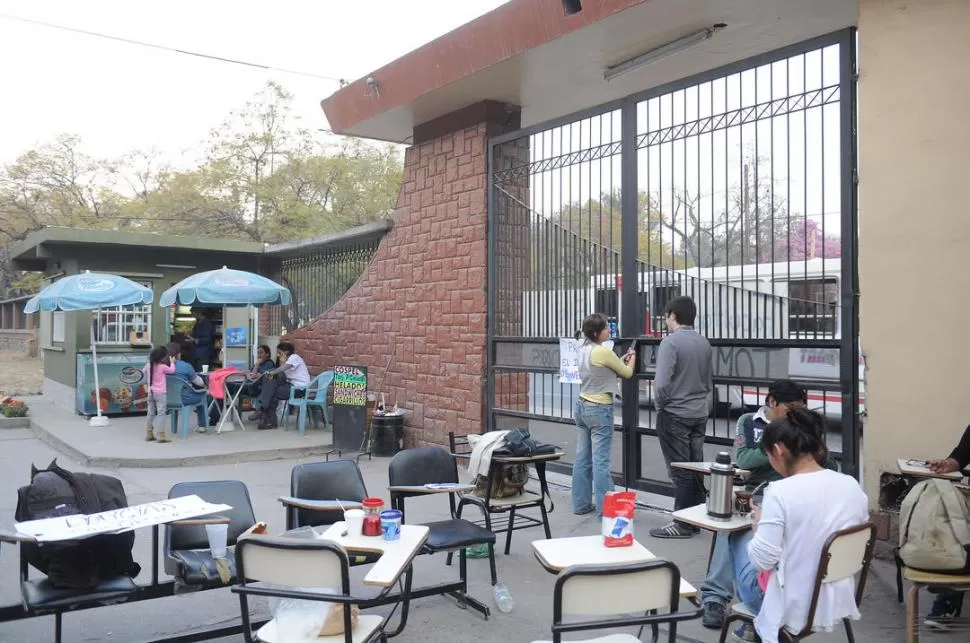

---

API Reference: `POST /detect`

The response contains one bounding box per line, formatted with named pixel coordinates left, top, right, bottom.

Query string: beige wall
left=858, top=0, right=970, bottom=505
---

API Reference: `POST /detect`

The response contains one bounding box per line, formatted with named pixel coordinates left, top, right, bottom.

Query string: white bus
left=521, top=258, right=864, bottom=421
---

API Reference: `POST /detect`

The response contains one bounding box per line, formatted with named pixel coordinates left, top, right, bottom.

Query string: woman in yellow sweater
left=572, top=313, right=636, bottom=516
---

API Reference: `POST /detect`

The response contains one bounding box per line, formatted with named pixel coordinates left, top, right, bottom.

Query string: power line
left=0, top=13, right=347, bottom=83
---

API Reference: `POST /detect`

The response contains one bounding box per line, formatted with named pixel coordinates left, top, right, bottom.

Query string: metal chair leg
left=487, top=543, right=498, bottom=586
left=906, top=583, right=920, bottom=643
left=718, top=613, right=748, bottom=643
left=844, top=616, right=856, bottom=643
left=504, top=506, right=516, bottom=555
left=54, top=612, right=62, bottom=643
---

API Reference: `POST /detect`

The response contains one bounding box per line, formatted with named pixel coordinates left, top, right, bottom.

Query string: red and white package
left=601, top=491, right=636, bottom=548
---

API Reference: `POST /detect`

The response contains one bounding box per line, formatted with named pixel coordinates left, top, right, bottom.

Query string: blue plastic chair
left=166, top=375, right=208, bottom=439
left=285, top=371, right=334, bottom=436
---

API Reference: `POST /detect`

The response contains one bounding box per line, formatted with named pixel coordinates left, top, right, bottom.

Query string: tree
left=0, top=134, right=129, bottom=295
left=653, top=162, right=841, bottom=268
left=0, top=81, right=404, bottom=295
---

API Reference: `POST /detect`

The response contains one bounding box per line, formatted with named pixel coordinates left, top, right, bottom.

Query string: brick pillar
left=490, top=135, right=532, bottom=416
left=288, top=101, right=520, bottom=447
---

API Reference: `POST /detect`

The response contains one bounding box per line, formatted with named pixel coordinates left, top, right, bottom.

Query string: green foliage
left=0, top=81, right=403, bottom=294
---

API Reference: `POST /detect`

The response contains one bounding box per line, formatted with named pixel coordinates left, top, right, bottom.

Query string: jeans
left=656, top=409, right=708, bottom=512
left=572, top=398, right=615, bottom=514
left=258, top=375, right=293, bottom=423
left=181, top=391, right=211, bottom=427
left=729, top=530, right=765, bottom=614
left=701, top=532, right=735, bottom=606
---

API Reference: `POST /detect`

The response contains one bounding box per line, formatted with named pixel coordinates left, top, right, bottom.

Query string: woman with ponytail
left=726, top=408, right=868, bottom=642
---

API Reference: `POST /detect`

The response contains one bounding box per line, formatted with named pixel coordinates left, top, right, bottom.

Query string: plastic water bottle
left=493, top=582, right=514, bottom=613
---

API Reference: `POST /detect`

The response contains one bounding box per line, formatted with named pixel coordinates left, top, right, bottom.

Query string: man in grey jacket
left=650, top=295, right=713, bottom=539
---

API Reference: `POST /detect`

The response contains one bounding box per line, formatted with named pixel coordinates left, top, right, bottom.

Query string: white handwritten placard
left=14, top=494, right=233, bottom=542
left=559, top=338, right=582, bottom=384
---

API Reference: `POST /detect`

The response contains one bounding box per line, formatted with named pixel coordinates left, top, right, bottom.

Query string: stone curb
left=28, top=418, right=340, bottom=469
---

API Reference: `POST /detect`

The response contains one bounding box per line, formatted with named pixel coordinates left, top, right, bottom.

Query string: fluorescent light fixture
left=604, top=23, right=726, bottom=82
left=156, top=264, right=198, bottom=269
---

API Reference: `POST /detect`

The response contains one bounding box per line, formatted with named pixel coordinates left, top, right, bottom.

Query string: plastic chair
left=165, top=375, right=208, bottom=439
left=285, top=371, right=334, bottom=436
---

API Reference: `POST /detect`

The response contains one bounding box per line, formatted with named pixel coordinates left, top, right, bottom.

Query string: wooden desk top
left=492, top=451, right=563, bottom=463
left=671, top=461, right=750, bottom=477
left=277, top=496, right=364, bottom=511
left=387, top=483, right=477, bottom=494
left=672, top=503, right=753, bottom=533
left=531, top=535, right=696, bottom=597
left=317, top=522, right=429, bottom=587
left=896, top=459, right=964, bottom=481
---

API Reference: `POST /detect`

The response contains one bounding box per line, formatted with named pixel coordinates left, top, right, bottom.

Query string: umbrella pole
left=89, top=308, right=109, bottom=427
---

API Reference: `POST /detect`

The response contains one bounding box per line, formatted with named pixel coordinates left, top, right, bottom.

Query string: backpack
left=898, top=478, right=970, bottom=573
left=15, top=459, right=141, bottom=589
left=474, top=462, right=530, bottom=499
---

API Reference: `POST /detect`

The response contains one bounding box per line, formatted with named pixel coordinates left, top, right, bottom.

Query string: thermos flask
left=707, top=451, right=735, bottom=521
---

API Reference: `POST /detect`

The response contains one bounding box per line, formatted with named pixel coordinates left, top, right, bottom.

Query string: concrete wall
left=858, top=0, right=970, bottom=519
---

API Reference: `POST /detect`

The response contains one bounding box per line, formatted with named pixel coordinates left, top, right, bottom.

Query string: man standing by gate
left=650, top=295, right=713, bottom=539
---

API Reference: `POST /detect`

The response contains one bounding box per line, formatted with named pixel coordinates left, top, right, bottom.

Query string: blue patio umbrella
left=158, top=267, right=291, bottom=308
left=25, top=271, right=154, bottom=426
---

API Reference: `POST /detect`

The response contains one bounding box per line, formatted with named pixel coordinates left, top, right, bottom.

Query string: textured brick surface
left=287, top=115, right=520, bottom=447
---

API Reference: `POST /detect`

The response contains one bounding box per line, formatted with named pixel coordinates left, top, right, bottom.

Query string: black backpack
left=15, top=459, right=141, bottom=589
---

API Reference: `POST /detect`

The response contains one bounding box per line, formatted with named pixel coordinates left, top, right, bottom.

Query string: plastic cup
left=201, top=365, right=209, bottom=374
left=380, top=509, right=402, bottom=541
left=735, top=490, right=752, bottom=516
left=343, top=509, right=365, bottom=536
left=205, top=523, right=229, bottom=558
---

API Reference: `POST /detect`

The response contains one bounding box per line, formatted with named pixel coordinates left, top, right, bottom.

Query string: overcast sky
left=0, top=0, right=508, bottom=164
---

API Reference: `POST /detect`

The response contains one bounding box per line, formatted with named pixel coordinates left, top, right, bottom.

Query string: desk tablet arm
left=166, top=515, right=231, bottom=527
left=0, top=528, right=36, bottom=544
left=277, top=496, right=363, bottom=512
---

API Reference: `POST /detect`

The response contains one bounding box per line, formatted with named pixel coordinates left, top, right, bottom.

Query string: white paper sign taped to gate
left=14, top=494, right=233, bottom=542
left=559, top=338, right=582, bottom=384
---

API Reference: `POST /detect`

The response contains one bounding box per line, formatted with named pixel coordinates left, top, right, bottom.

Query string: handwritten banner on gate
left=332, top=365, right=368, bottom=406
left=559, top=338, right=581, bottom=384
left=14, top=494, right=232, bottom=542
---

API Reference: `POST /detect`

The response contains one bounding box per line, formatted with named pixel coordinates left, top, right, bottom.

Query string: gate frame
left=486, top=27, right=860, bottom=491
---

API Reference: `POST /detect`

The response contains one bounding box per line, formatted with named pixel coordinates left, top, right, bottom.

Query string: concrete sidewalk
left=21, top=398, right=339, bottom=468
left=0, top=425, right=957, bottom=642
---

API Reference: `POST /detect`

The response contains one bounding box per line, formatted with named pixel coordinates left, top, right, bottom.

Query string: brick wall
left=287, top=106, right=519, bottom=447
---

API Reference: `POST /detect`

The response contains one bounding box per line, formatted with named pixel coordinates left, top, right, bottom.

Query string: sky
left=0, top=0, right=508, bottom=165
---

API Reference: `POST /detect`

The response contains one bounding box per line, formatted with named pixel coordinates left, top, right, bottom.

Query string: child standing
left=144, top=345, right=175, bottom=443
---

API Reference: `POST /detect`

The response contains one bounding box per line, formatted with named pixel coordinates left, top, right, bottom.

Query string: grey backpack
left=898, top=478, right=970, bottom=572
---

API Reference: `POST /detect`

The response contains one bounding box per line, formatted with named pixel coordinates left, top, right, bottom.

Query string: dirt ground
left=0, top=350, right=43, bottom=396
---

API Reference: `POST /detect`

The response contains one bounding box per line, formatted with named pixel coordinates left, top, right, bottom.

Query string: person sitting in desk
left=727, top=408, right=868, bottom=642
left=922, top=424, right=970, bottom=627
left=256, top=341, right=310, bottom=431
left=701, top=379, right=840, bottom=630
left=167, top=343, right=219, bottom=432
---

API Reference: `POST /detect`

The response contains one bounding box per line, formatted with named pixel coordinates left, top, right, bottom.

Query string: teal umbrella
left=25, top=272, right=153, bottom=426
left=158, top=267, right=291, bottom=308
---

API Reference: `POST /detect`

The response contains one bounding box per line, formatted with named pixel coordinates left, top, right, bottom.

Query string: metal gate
left=486, top=30, right=859, bottom=495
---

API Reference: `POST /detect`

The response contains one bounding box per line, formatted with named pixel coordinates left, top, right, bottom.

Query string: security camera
left=366, top=76, right=377, bottom=89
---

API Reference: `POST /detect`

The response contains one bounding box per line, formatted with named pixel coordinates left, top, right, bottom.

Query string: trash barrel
left=372, top=415, right=404, bottom=457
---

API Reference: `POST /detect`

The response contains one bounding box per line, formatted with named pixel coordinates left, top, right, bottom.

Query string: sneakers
left=926, top=591, right=964, bottom=629
left=573, top=506, right=596, bottom=516
left=649, top=521, right=699, bottom=539
left=257, top=422, right=278, bottom=431
left=731, top=623, right=761, bottom=642
left=702, top=602, right=726, bottom=629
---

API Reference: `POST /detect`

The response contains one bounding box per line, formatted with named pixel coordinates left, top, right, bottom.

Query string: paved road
left=0, top=427, right=909, bottom=643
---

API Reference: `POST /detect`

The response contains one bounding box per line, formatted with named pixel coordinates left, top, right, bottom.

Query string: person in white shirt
left=256, top=341, right=311, bottom=430
left=727, top=407, right=869, bottom=642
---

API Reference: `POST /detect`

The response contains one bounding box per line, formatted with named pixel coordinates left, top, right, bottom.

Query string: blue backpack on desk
left=495, top=427, right=556, bottom=458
